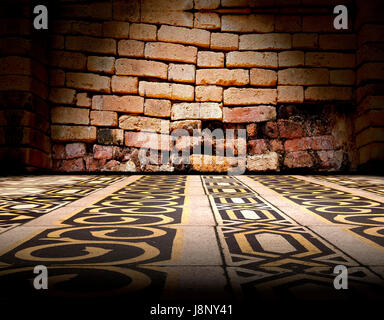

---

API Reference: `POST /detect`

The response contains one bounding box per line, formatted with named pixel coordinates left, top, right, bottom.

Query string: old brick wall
left=0, top=0, right=51, bottom=172
left=6, top=0, right=378, bottom=173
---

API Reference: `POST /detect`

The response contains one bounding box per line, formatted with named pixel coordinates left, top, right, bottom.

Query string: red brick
left=93, top=145, right=113, bottom=160
left=223, top=106, right=276, bottom=123
left=279, top=51, right=304, bottom=67
left=49, top=88, right=76, bottom=104
left=111, top=76, right=138, bottom=94
left=226, top=51, right=277, bottom=68
left=76, top=93, right=91, bottom=107
left=284, top=137, right=312, bottom=152
left=103, top=21, right=130, bottom=39
left=246, top=123, right=258, bottom=138
left=92, top=95, right=144, bottom=113
left=278, top=68, right=329, bottom=85
left=211, top=32, right=238, bottom=50
left=240, top=33, right=291, bottom=50
left=87, top=56, right=115, bottom=74
left=51, top=125, right=96, bottom=142
left=65, top=143, right=86, bottom=159
left=277, top=86, right=304, bottom=103
left=194, top=13, right=220, bottom=30
left=66, top=36, right=116, bottom=55
left=278, top=120, right=304, bottom=139
left=129, top=23, right=157, bottom=41
left=248, top=139, right=268, bottom=155
left=196, top=69, right=249, bottom=86
left=119, top=115, right=170, bottom=134
left=158, top=25, right=210, bottom=48
left=318, top=150, right=343, bottom=169
left=221, top=14, right=274, bottom=33
left=125, top=131, right=171, bottom=151
left=144, top=99, right=171, bottom=117
left=270, top=139, right=283, bottom=152
left=97, top=128, right=124, bottom=145
left=311, top=136, right=335, bottom=151
left=284, top=151, right=313, bottom=168
left=197, top=51, right=224, bottom=68
left=168, top=64, right=196, bottom=83
left=223, top=88, right=277, bottom=105
left=113, top=0, right=140, bottom=22
left=49, top=50, right=86, bottom=70
left=144, top=42, right=198, bottom=63
left=305, top=87, right=352, bottom=101
left=250, top=69, right=276, bottom=87
left=292, top=33, right=318, bottom=49
left=115, top=58, right=167, bottom=79
left=275, top=15, right=301, bottom=32
left=90, top=111, right=118, bottom=127
left=247, top=152, right=279, bottom=171
left=170, top=120, right=202, bottom=134
left=305, top=52, right=355, bottom=68
left=118, top=40, right=144, bottom=57
left=51, top=107, right=89, bottom=125
left=60, top=158, right=85, bottom=172
left=52, top=144, right=66, bottom=160
left=66, top=73, right=110, bottom=93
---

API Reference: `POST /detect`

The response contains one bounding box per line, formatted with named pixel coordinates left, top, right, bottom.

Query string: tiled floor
left=0, top=174, right=383, bottom=311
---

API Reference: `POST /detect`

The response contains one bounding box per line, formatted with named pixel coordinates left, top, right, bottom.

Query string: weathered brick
left=195, top=85, right=223, bottom=102
left=119, top=115, right=170, bottom=134
left=355, top=110, right=384, bottom=133
left=357, top=43, right=384, bottom=66
left=318, top=150, right=343, bottom=169
left=240, top=34, right=291, bottom=50
left=305, top=87, right=352, bottom=101
left=175, top=135, right=202, bottom=152
left=115, top=58, right=167, bottom=79
left=90, top=111, right=118, bottom=127
left=330, top=70, right=355, bottom=85
left=248, top=139, right=268, bottom=155
left=93, top=145, right=113, bottom=160
left=356, top=128, right=384, bottom=149
left=190, top=154, right=246, bottom=173
left=144, top=99, right=171, bottom=117
left=129, top=23, right=157, bottom=41
left=194, top=0, right=220, bottom=9
left=250, top=69, right=277, bottom=87
left=358, top=24, right=384, bottom=47
left=49, top=50, right=86, bottom=70
left=53, top=144, right=68, bottom=159
left=278, top=68, right=329, bottom=85
left=246, top=123, right=258, bottom=138
left=223, top=88, right=277, bottom=105
left=196, top=69, right=249, bottom=86
left=222, top=14, right=274, bottom=33
left=168, top=64, right=196, bottom=83
left=223, top=106, right=276, bottom=123
left=49, top=88, right=76, bottom=104
left=319, top=34, right=356, bottom=50
left=158, top=25, right=210, bottom=47
left=61, top=2, right=112, bottom=20
left=111, top=76, right=138, bottom=94
left=263, top=121, right=278, bottom=138
left=226, top=51, right=277, bottom=68
left=52, top=107, right=89, bottom=125
left=247, top=152, right=279, bottom=171
left=49, top=69, right=65, bottom=87
left=76, top=93, right=91, bottom=107
left=284, top=136, right=335, bottom=152
left=71, top=21, right=103, bottom=37
left=278, top=51, right=304, bottom=67
left=275, top=15, right=301, bottom=32
left=97, top=128, right=124, bottom=145
left=50, top=35, right=64, bottom=50
left=87, top=56, right=115, bottom=74
left=357, top=63, right=384, bottom=85
left=66, top=36, right=116, bottom=55
left=66, top=73, right=110, bottom=93
left=197, top=51, right=224, bottom=68
left=58, top=158, right=85, bottom=172
left=278, top=119, right=304, bottom=139
left=51, top=125, right=96, bottom=142
left=170, top=120, right=202, bottom=134
left=139, top=81, right=194, bottom=101
left=284, top=151, right=313, bottom=168
left=92, top=95, right=144, bottom=113
left=303, top=15, right=344, bottom=33
left=194, top=13, right=220, bottom=29
left=306, top=52, right=355, bottom=68
left=118, top=40, right=144, bottom=57
left=277, top=86, right=304, bottom=103
left=211, top=32, right=238, bottom=50
left=103, top=21, right=130, bottom=39
left=270, top=139, right=283, bottom=152
left=292, top=33, right=318, bottom=49
left=125, top=131, right=171, bottom=151
left=113, top=0, right=140, bottom=22
left=144, top=42, right=198, bottom=63
left=65, top=143, right=86, bottom=159
left=171, top=102, right=222, bottom=120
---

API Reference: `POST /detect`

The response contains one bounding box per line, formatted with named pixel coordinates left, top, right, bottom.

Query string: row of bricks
left=48, top=51, right=356, bottom=72
left=52, top=32, right=356, bottom=56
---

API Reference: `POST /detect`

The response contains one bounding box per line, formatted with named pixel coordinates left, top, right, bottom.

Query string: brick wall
left=3, top=0, right=383, bottom=173
left=0, top=0, right=51, bottom=172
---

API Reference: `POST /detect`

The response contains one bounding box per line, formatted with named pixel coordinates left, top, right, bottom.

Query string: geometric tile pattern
left=249, top=175, right=384, bottom=250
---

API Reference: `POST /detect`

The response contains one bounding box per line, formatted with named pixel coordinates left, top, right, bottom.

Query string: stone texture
left=189, top=154, right=246, bottom=173
left=284, top=151, right=313, bottom=168
left=65, top=143, right=86, bottom=159
left=247, top=152, right=279, bottom=171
